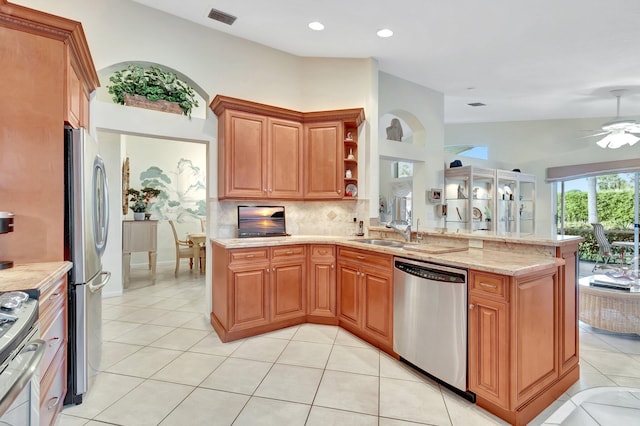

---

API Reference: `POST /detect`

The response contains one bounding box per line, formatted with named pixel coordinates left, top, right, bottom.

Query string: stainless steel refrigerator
left=64, top=126, right=110, bottom=405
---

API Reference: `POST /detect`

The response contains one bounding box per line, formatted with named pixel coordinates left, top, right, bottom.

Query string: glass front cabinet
left=445, top=167, right=535, bottom=235
left=444, top=166, right=495, bottom=234
left=496, top=170, right=536, bottom=235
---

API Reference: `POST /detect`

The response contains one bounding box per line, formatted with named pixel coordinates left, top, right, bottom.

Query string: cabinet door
left=557, top=244, right=579, bottom=375
left=361, top=268, right=393, bottom=346
left=229, top=265, right=270, bottom=331
left=268, top=118, right=303, bottom=198
left=337, top=262, right=360, bottom=327
left=222, top=110, right=267, bottom=198
left=308, top=254, right=336, bottom=317
left=468, top=295, right=509, bottom=409
left=271, top=260, right=306, bottom=322
left=304, top=121, right=343, bottom=199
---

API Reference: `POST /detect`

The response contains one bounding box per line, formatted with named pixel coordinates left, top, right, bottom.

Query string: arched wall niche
left=96, top=61, right=208, bottom=120
left=379, top=109, right=426, bottom=146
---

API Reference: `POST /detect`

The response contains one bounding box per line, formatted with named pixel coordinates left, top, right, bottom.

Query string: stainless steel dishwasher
left=393, top=257, right=471, bottom=398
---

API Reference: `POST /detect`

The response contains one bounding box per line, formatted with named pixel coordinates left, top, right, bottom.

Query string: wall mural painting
left=139, top=158, right=206, bottom=223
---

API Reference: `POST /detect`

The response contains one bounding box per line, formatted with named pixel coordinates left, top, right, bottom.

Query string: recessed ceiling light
left=377, top=28, right=393, bottom=38
left=308, top=21, right=324, bottom=31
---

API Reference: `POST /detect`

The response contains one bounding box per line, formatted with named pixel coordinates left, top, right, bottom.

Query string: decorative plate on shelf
left=345, top=183, right=358, bottom=197
left=473, top=207, right=482, bottom=220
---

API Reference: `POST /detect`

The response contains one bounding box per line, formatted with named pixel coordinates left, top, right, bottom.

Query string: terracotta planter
left=123, top=93, right=183, bottom=115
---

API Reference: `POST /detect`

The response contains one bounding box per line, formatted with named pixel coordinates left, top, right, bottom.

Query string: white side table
left=122, top=220, right=158, bottom=287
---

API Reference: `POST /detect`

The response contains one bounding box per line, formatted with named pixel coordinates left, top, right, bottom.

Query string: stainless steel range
left=0, top=291, right=45, bottom=426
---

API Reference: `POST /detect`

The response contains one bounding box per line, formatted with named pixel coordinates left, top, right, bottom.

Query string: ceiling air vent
left=208, top=8, right=237, bottom=26
left=467, top=102, right=486, bottom=107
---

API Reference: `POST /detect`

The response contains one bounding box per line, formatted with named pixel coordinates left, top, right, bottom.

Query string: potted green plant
left=128, top=187, right=161, bottom=220
left=107, top=65, right=199, bottom=118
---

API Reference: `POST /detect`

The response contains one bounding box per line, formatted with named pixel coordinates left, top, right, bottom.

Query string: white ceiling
left=131, top=0, right=640, bottom=124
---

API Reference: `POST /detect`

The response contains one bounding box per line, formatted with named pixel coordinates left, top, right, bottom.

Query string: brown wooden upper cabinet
left=211, top=95, right=364, bottom=200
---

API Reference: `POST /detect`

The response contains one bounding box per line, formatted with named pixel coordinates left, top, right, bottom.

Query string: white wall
left=445, top=116, right=640, bottom=233
left=378, top=72, right=445, bottom=228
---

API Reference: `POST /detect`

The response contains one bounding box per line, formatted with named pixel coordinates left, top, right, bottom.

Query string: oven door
left=0, top=337, right=46, bottom=426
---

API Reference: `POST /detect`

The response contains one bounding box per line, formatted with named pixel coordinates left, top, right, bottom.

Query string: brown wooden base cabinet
left=468, top=263, right=580, bottom=426
left=336, top=247, right=394, bottom=352
left=307, top=245, right=337, bottom=322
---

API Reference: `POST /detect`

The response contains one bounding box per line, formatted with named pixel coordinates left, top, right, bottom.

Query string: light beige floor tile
left=306, top=406, right=378, bottom=426
left=529, top=399, right=575, bottom=426
left=314, top=370, right=379, bottom=415
left=230, top=336, right=288, bottom=362
left=99, top=342, right=143, bottom=371
left=441, top=387, right=510, bottom=426
left=105, top=346, right=182, bottom=378
left=595, top=333, right=640, bottom=355
left=559, top=406, right=601, bottom=425
left=200, top=357, right=272, bottom=394
left=581, top=389, right=640, bottom=409
left=148, top=310, right=199, bottom=327
left=102, top=321, right=142, bottom=342
left=379, top=354, right=424, bottom=382
left=54, top=414, right=90, bottom=426
left=102, top=304, right=139, bottom=321
left=175, top=300, right=207, bottom=314
left=188, top=332, right=243, bottom=356
left=94, top=379, right=193, bottom=426
left=276, top=340, right=332, bottom=369
left=84, top=421, right=118, bottom=426
left=579, top=331, right=620, bottom=353
left=378, top=418, right=436, bottom=425
left=148, top=328, right=210, bottom=351
left=261, top=325, right=299, bottom=340
left=233, top=397, right=310, bottom=426
left=566, top=369, right=617, bottom=396
left=151, top=351, right=226, bottom=386
left=118, top=307, right=170, bottom=324
left=147, top=297, right=192, bottom=311
left=580, top=351, right=640, bottom=378
left=325, top=344, right=379, bottom=376
left=609, top=375, right=640, bottom=387
left=291, top=323, right=338, bottom=344
left=111, top=323, right=175, bottom=346
left=61, top=372, right=144, bottom=419
left=334, top=328, right=371, bottom=348
left=254, top=364, right=323, bottom=404
left=179, top=313, right=214, bottom=329
left=379, top=377, right=450, bottom=425
left=159, top=387, right=249, bottom=426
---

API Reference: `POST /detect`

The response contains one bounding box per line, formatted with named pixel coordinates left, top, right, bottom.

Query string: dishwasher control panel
left=394, top=260, right=466, bottom=283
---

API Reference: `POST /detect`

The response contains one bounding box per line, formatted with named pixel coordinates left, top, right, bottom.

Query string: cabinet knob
left=331, top=264, right=334, bottom=269
left=263, top=188, right=267, bottom=192
left=469, top=304, right=475, bottom=310
left=337, top=189, right=342, bottom=194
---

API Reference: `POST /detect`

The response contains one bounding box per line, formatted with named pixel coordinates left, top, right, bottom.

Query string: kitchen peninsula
left=210, top=231, right=583, bottom=426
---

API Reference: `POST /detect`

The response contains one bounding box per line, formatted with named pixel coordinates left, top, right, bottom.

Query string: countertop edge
left=211, top=237, right=563, bottom=276
left=0, top=261, right=72, bottom=294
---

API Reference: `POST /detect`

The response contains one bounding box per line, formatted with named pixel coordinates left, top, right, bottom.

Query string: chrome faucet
left=386, top=220, right=412, bottom=242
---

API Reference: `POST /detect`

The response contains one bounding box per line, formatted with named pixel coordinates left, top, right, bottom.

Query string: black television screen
left=237, top=206, right=287, bottom=238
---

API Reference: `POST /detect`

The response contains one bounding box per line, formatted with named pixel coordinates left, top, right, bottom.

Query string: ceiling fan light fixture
left=596, top=131, right=640, bottom=149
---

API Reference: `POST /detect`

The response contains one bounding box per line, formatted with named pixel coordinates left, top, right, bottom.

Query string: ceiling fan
left=591, top=89, right=640, bottom=149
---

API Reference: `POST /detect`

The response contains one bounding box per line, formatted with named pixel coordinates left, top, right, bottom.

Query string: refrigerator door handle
left=88, top=271, right=111, bottom=294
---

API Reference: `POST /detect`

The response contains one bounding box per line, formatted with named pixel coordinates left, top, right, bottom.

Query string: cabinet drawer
left=310, top=245, right=335, bottom=258
left=39, top=276, right=66, bottom=333
left=40, top=306, right=66, bottom=378
left=271, top=245, right=305, bottom=260
left=40, top=345, right=66, bottom=426
left=470, top=271, right=509, bottom=301
left=338, top=247, right=392, bottom=269
left=229, top=248, right=269, bottom=265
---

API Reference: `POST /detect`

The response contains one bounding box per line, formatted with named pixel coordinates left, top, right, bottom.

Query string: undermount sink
left=352, top=239, right=404, bottom=248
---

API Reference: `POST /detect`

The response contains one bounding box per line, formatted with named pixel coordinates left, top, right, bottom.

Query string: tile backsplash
left=211, top=200, right=370, bottom=238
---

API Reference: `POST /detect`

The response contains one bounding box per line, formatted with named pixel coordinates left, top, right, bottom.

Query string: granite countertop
left=0, top=261, right=72, bottom=293
left=369, top=226, right=584, bottom=247
left=212, top=236, right=562, bottom=276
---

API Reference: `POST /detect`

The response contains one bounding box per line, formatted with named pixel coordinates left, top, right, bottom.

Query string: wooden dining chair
left=168, top=220, right=194, bottom=276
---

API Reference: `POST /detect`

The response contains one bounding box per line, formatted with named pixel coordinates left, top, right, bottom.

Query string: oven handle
left=0, top=339, right=46, bottom=416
